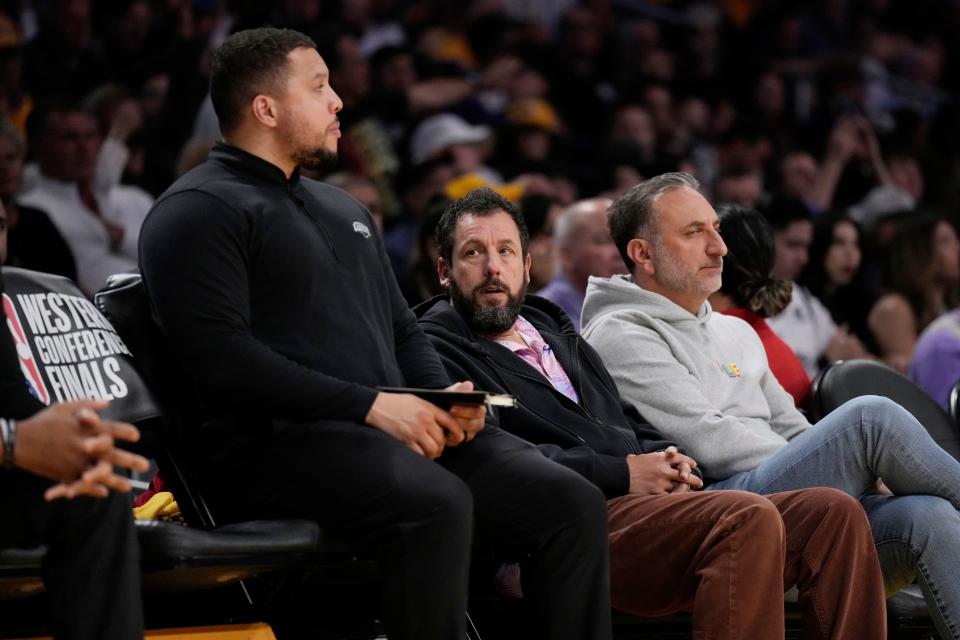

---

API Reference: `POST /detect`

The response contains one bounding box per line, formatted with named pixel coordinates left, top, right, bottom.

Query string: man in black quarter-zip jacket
left=139, top=27, right=612, bottom=640
left=415, top=187, right=889, bottom=640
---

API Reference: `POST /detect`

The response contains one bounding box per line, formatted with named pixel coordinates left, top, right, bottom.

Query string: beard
left=450, top=275, right=528, bottom=336
left=294, top=147, right=339, bottom=173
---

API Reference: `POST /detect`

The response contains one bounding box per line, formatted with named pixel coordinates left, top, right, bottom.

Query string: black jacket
left=140, top=143, right=449, bottom=462
left=415, top=294, right=688, bottom=497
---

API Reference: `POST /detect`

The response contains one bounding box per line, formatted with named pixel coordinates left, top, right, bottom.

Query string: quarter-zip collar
left=209, top=142, right=302, bottom=188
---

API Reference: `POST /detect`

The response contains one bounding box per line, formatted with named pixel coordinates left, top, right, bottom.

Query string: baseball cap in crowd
left=506, top=98, right=560, bottom=133
left=410, top=113, right=491, bottom=165
left=444, top=173, right=525, bottom=202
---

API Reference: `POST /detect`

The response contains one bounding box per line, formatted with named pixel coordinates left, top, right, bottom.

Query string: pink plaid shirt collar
left=492, top=315, right=580, bottom=404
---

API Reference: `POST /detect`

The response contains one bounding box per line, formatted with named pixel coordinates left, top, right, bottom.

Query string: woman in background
left=800, top=211, right=878, bottom=356
left=709, top=204, right=811, bottom=407
left=869, top=216, right=960, bottom=372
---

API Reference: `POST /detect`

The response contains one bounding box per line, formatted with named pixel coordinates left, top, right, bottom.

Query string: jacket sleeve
left=429, top=337, right=631, bottom=498
left=139, top=191, right=379, bottom=423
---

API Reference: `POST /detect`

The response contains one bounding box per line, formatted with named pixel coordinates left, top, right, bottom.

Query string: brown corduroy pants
left=608, top=487, right=887, bottom=640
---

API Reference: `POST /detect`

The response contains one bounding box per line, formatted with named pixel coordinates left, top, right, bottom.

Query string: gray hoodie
left=581, top=274, right=810, bottom=481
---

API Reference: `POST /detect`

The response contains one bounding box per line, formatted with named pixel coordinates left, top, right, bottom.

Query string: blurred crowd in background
left=1, top=0, right=959, bottom=406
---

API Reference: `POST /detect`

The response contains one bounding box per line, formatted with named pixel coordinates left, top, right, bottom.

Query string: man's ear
left=627, top=238, right=656, bottom=276
left=437, top=256, right=451, bottom=289
left=523, top=251, right=532, bottom=281
left=251, top=95, right=279, bottom=128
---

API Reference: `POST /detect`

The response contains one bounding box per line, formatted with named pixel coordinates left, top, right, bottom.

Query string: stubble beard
left=652, top=247, right=722, bottom=300
left=294, top=146, right=339, bottom=173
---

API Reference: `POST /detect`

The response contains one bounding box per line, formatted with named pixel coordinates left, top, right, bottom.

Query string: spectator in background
left=495, top=97, right=564, bottom=180
left=713, top=166, right=764, bottom=209
left=22, top=0, right=107, bottom=100
left=18, top=102, right=153, bottom=295
left=800, top=212, right=879, bottom=357
left=778, top=151, right=819, bottom=211
left=765, top=195, right=869, bottom=378
left=807, top=115, right=909, bottom=222
left=385, top=158, right=455, bottom=276
left=869, top=216, right=960, bottom=372
left=520, top=192, right=559, bottom=291
left=324, top=171, right=384, bottom=232
left=0, top=121, right=75, bottom=278
left=538, top=198, right=620, bottom=332
left=0, top=15, right=30, bottom=134
left=409, top=112, right=501, bottom=183
left=910, top=309, right=960, bottom=410
left=709, top=205, right=811, bottom=407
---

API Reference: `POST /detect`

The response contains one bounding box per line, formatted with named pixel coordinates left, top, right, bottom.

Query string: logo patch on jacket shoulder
left=352, top=221, right=372, bottom=239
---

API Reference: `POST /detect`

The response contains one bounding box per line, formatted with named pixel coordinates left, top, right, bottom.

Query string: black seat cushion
left=136, top=519, right=321, bottom=567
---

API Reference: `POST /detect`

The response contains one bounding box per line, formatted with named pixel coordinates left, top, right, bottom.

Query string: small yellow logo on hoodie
left=721, top=362, right=741, bottom=378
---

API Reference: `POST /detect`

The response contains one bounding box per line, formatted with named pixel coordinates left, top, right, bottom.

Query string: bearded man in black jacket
left=416, top=187, right=889, bottom=640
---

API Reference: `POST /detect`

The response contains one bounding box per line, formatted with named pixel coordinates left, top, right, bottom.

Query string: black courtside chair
left=948, top=379, right=960, bottom=431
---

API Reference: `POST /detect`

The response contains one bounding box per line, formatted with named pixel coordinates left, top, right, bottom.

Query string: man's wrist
left=0, top=418, right=16, bottom=469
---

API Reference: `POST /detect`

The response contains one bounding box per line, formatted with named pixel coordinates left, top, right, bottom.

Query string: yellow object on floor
left=133, top=491, right=181, bottom=521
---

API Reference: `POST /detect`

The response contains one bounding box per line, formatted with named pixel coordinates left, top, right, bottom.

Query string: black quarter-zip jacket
left=139, top=143, right=450, bottom=459
left=415, top=294, right=692, bottom=498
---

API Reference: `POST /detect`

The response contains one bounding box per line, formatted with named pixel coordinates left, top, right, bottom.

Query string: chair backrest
left=949, top=379, right=960, bottom=430
left=94, top=273, right=217, bottom=527
left=811, top=359, right=960, bottom=462
left=1, top=266, right=161, bottom=426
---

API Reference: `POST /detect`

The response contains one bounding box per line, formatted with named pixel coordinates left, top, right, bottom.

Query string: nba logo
left=2, top=294, right=50, bottom=405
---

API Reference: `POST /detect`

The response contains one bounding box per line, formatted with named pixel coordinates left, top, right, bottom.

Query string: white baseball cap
left=409, top=113, right=492, bottom=165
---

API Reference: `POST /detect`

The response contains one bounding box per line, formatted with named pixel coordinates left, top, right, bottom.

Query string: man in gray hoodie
left=582, top=171, right=960, bottom=640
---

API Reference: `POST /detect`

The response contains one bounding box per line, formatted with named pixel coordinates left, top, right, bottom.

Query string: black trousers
left=0, top=471, right=143, bottom=639
left=207, top=423, right=612, bottom=640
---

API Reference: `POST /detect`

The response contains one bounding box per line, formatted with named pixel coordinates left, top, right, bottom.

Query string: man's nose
left=330, top=86, right=344, bottom=113
left=707, top=229, right=727, bottom=256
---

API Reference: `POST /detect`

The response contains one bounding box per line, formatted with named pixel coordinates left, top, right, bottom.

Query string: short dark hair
left=608, top=172, right=699, bottom=271
left=26, top=101, right=91, bottom=147
left=759, top=194, right=811, bottom=232
left=717, top=204, right=792, bottom=318
left=210, top=27, right=316, bottom=134
left=436, top=187, right=529, bottom=263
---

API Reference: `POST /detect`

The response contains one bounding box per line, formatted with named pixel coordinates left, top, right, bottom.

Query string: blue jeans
left=707, top=395, right=960, bottom=640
